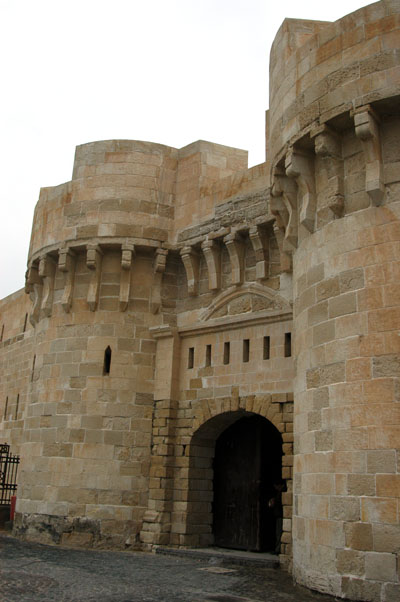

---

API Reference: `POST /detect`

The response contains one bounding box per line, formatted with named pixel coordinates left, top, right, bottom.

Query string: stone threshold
left=155, top=546, right=280, bottom=568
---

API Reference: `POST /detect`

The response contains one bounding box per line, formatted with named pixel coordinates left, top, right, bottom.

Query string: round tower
left=268, top=1, right=400, bottom=599
left=17, top=140, right=177, bottom=546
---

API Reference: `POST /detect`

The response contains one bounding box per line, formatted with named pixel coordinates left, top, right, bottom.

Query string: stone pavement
left=0, top=534, right=339, bottom=602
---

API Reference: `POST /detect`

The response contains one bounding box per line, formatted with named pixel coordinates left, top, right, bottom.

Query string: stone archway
left=182, top=409, right=286, bottom=553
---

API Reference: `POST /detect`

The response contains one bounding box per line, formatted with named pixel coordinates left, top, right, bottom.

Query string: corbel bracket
left=353, top=105, right=384, bottom=205
left=25, top=264, right=43, bottom=326
left=273, top=223, right=292, bottom=273
left=285, top=146, right=316, bottom=233
left=180, top=246, right=200, bottom=296
left=224, top=231, right=245, bottom=286
left=249, top=225, right=269, bottom=280
left=39, top=254, right=56, bottom=319
left=271, top=163, right=298, bottom=252
left=151, top=248, right=168, bottom=314
left=86, top=244, right=103, bottom=311
left=312, top=124, right=344, bottom=217
left=201, top=239, right=221, bottom=291
left=120, top=242, right=135, bottom=312
left=58, top=247, right=76, bottom=313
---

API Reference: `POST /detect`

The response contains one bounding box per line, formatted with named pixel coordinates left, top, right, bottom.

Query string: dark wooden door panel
left=213, top=415, right=282, bottom=552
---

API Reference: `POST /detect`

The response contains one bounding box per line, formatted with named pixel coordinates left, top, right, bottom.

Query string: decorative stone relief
left=353, top=104, right=384, bottom=205
left=180, top=246, right=200, bottom=296
left=120, top=242, right=135, bottom=312
left=201, top=239, right=221, bottom=291
left=151, top=248, right=168, bottom=314
left=285, top=146, right=316, bottom=233
left=39, top=255, right=56, bottom=319
left=312, top=124, right=344, bottom=217
left=201, top=283, right=292, bottom=321
left=86, top=244, right=103, bottom=311
left=58, top=247, right=76, bottom=313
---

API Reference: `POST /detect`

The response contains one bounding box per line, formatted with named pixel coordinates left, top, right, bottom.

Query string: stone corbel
left=39, top=255, right=56, bottom=319
left=273, top=223, right=292, bottom=273
left=285, top=147, right=316, bottom=233
left=86, top=244, right=103, bottom=311
left=353, top=105, right=384, bottom=205
left=312, top=124, right=344, bottom=217
left=224, top=231, right=245, bottom=285
left=249, top=225, right=269, bottom=281
left=180, top=246, right=200, bottom=296
left=58, top=247, right=76, bottom=313
left=120, top=242, right=135, bottom=312
left=151, top=248, right=168, bottom=314
left=270, top=163, right=298, bottom=252
left=25, top=264, right=43, bottom=326
left=201, top=239, right=221, bottom=291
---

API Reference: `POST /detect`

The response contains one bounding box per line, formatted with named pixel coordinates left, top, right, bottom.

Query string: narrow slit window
left=188, top=347, right=194, bottom=369
left=31, top=355, right=36, bottom=382
left=103, top=346, right=112, bottom=375
left=3, top=397, right=8, bottom=420
left=243, top=339, right=250, bottom=363
left=23, top=313, right=28, bottom=332
left=15, top=394, right=19, bottom=420
left=205, top=344, right=212, bottom=367
left=223, top=342, right=230, bottom=365
left=0, top=324, right=4, bottom=342
left=285, top=332, right=292, bottom=358
left=263, top=336, right=270, bottom=360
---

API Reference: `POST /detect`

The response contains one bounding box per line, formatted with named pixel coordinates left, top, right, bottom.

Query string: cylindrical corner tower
left=17, top=140, right=177, bottom=547
left=269, top=1, right=400, bottom=599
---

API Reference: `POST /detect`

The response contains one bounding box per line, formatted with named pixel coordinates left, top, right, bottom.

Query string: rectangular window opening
left=0, top=324, right=4, bottom=342
left=188, top=347, right=194, bottom=369
left=285, top=332, right=292, bottom=358
left=3, top=397, right=8, bottom=421
left=31, top=355, right=36, bottom=382
left=23, top=313, right=28, bottom=333
left=15, top=394, right=20, bottom=420
left=205, top=344, right=212, bottom=367
left=223, top=342, right=230, bottom=365
left=243, top=339, right=250, bottom=363
left=263, top=336, right=270, bottom=360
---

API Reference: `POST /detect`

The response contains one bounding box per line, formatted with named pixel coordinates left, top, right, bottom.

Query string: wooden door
left=213, top=415, right=282, bottom=552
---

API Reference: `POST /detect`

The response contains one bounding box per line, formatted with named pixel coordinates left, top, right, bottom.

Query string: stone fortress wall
left=0, top=1, right=399, bottom=600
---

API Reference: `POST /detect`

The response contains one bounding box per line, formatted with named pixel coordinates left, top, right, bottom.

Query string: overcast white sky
left=1, top=0, right=369, bottom=299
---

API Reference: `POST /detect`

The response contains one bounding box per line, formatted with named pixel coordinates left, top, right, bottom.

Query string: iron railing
left=0, top=444, right=20, bottom=505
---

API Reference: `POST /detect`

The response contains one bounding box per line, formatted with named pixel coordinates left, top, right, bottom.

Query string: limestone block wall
left=268, top=1, right=400, bottom=599
left=14, top=249, right=162, bottom=548
left=0, top=290, right=34, bottom=451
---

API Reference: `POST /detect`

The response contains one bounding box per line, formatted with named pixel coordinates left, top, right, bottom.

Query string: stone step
left=155, top=546, right=280, bottom=568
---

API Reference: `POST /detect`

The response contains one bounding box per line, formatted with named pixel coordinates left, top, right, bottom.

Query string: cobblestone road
left=0, top=534, right=339, bottom=602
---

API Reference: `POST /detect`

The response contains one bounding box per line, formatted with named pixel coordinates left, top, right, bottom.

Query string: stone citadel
left=1, top=1, right=399, bottom=599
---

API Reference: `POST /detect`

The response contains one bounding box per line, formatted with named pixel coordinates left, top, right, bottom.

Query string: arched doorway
left=213, top=414, right=283, bottom=552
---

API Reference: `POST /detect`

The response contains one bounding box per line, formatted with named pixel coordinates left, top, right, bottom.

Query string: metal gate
left=0, top=443, right=20, bottom=505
